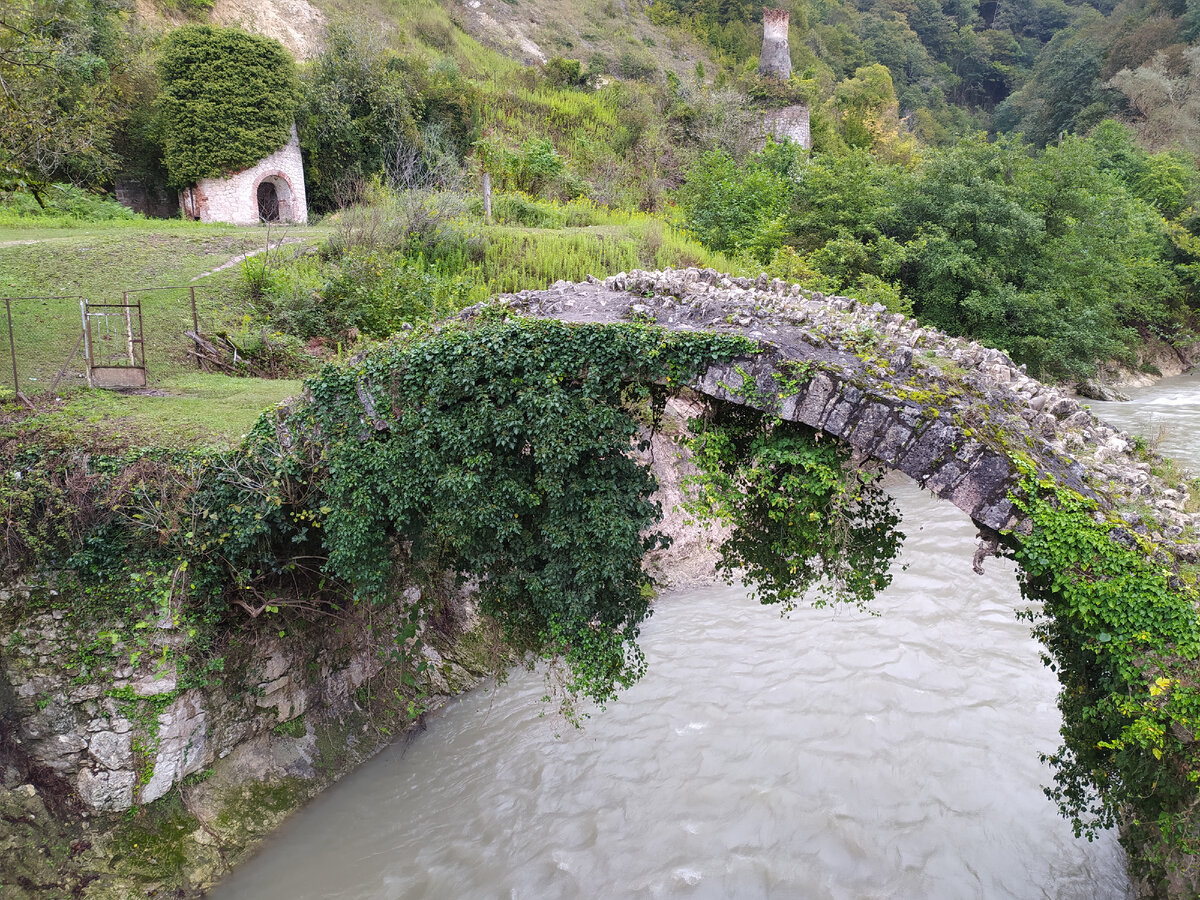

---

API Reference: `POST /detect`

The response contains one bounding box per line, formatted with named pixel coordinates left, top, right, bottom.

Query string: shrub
left=0, top=185, right=139, bottom=224
left=514, top=138, right=566, bottom=194
left=488, top=192, right=566, bottom=228
left=300, top=250, right=472, bottom=339
left=677, top=149, right=791, bottom=260
left=324, top=187, right=468, bottom=259
left=156, top=26, right=299, bottom=187
left=543, top=57, right=589, bottom=89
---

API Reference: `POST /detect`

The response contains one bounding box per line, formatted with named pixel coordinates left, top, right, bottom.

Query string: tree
left=1108, top=48, right=1200, bottom=154
left=991, top=10, right=1112, bottom=145
left=156, top=25, right=298, bottom=187
left=830, top=63, right=908, bottom=154
left=677, top=148, right=792, bottom=259
left=297, top=28, right=479, bottom=211
left=0, top=0, right=126, bottom=197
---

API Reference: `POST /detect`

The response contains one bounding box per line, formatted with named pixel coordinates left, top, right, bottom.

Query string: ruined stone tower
left=758, top=7, right=791, bottom=80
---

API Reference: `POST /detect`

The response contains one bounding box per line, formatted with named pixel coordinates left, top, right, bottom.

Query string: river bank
left=0, top=412, right=719, bottom=899
left=1077, top=332, right=1200, bottom=399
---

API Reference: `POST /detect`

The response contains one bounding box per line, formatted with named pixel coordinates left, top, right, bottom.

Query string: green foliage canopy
left=0, top=0, right=129, bottom=194
left=297, top=27, right=479, bottom=211
left=156, top=25, right=298, bottom=187
left=684, top=393, right=904, bottom=613
left=291, top=319, right=755, bottom=705
left=679, top=128, right=1199, bottom=377
left=676, top=146, right=792, bottom=258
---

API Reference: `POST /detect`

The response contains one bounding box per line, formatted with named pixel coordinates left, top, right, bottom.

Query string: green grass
left=458, top=218, right=746, bottom=298
left=5, top=373, right=301, bottom=449
left=0, top=195, right=737, bottom=449
left=0, top=219, right=329, bottom=394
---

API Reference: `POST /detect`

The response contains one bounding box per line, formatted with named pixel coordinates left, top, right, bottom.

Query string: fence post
left=80, top=299, right=95, bottom=388
left=122, top=290, right=136, bottom=366
left=190, top=286, right=201, bottom=369
left=5, top=297, right=18, bottom=396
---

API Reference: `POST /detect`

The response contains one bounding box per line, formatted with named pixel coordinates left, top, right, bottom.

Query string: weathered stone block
left=77, top=768, right=136, bottom=811
left=88, top=730, right=134, bottom=771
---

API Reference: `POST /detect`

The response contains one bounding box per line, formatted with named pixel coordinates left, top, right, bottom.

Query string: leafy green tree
left=787, top=149, right=900, bottom=250
left=677, top=148, right=793, bottom=259
left=297, top=29, right=479, bottom=211
left=884, top=134, right=1183, bottom=375
left=1087, top=119, right=1200, bottom=216
left=156, top=25, right=298, bottom=187
left=296, top=27, right=416, bottom=209
left=0, top=0, right=127, bottom=196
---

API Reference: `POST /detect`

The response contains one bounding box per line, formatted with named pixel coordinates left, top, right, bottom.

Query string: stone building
left=757, top=8, right=811, bottom=150
left=758, top=7, right=792, bottom=80
left=761, top=103, right=811, bottom=149
left=178, top=124, right=308, bottom=225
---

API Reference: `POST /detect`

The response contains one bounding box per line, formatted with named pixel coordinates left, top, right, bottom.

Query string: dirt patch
left=469, top=4, right=548, bottom=63
left=455, top=0, right=715, bottom=77
left=210, top=0, right=327, bottom=60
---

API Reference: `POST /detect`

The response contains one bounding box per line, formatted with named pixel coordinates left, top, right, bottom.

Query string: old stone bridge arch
left=471, top=269, right=1200, bottom=890
left=485, top=268, right=1195, bottom=555
left=270, top=266, right=1199, bottom=887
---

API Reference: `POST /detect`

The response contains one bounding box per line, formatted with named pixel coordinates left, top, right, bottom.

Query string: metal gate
left=82, top=298, right=147, bottom=388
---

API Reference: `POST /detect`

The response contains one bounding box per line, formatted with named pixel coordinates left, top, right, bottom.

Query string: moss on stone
left=108, top=792, right=198, bottom=880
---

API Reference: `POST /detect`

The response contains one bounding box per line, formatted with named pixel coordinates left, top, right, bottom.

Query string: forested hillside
left=642, top=0, right=1200, bottom=150
left=1, top=0, right=1198, bottom=378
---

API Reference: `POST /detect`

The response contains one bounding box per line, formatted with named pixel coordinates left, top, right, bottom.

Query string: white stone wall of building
left=179, top=124, right=308, bottom=226
left=760, top=104, right=811, bottom=150
left=759, top=8, right=792, bottom=79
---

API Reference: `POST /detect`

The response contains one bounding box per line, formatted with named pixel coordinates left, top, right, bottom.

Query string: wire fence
left=2, top=287, right=235, bottom=399
left=2, top=295, right=87, bottom=398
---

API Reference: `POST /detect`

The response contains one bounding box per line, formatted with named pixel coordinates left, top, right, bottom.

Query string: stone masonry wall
left=760, top=104, right=811, bottom=149
left=0, top=582, right=460, bottom=815
left=179, top=124, right=308, bottom=226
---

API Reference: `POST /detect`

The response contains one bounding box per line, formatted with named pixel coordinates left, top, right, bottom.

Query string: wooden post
left=190, top=287, right=201, bottom=369
left=482, top=172, right=493, bottom=224
left=4, top=298, right=18, bottom=397
left=80, top=299, right=95, bottom=388
left=123, top=291, right=136, bottom=366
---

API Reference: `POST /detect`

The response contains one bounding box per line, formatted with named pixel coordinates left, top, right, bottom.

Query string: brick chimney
left=758, top=8, right=791, bottom=80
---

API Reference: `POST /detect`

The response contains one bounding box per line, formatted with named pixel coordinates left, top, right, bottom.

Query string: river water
left=214, top=372, right=1200, bottom=900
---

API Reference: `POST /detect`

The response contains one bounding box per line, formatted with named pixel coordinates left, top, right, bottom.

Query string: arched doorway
left=257, top=181, right=280, bottom=222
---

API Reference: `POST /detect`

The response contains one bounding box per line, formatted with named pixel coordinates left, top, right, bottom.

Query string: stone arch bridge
left=479, top=268, right=1198, bottom=568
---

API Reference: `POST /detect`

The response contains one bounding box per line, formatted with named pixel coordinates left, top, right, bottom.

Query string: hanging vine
left=683, top=396, right=905, bottom=614
left=1007, top=462, right=1200, bottom=877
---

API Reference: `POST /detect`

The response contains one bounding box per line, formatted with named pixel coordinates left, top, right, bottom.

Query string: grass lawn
left=0, top=218, right=330, bottom=393
left=2, top=372, right=302, bottom=449
left=0, top=204, right=733, bottom=450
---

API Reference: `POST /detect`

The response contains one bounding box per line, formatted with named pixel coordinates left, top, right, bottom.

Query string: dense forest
left=1, top=0, right=1199, bottom=377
